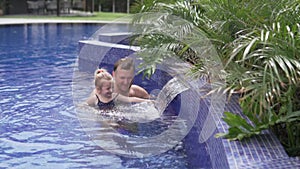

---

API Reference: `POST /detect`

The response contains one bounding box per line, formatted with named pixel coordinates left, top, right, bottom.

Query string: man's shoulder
left=130, top=85, right=149, bottom=98
left=131, top=84, right=144, bottom=90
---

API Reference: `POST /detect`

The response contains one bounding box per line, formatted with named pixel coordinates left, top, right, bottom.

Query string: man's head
left=112, top=57, right=135, bottom=95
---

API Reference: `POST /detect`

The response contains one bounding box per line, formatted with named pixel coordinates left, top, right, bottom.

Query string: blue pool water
left=0, top=24, right=197, bottom=168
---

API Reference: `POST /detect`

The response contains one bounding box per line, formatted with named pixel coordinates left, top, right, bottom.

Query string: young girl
left=86, top=68, right=150, bottom=110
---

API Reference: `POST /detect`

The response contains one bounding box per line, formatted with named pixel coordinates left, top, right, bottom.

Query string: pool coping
left=0, top=18, right=126, bottom=25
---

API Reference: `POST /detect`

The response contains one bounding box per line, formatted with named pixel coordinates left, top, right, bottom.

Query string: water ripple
left=0, top=24, right=190, bottom=168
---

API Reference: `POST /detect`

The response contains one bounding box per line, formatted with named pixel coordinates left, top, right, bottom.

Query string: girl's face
left=96, top=80, right=113, bottom=99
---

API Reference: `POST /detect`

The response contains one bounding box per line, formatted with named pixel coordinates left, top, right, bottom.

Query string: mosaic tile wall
left=78, top=29, right=300, bottom=169
left=186, top=92, right=300, bottom=168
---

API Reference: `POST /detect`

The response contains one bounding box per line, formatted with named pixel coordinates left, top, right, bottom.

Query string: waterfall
left=75, top=73, right=202, bottom=158
left=154, top=77, right=189, bottom=115
left=112, top=77, right=190, bottom=123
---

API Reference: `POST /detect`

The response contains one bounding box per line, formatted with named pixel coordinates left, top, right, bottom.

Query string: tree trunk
left=56, top=0, right=60, bottom=16
left=112, top=0, right=115, bottom=13
left=127, top=0, right=130, bottom=13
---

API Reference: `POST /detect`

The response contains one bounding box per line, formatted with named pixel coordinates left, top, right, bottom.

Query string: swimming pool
left=0, top=23, right=210, bottom=168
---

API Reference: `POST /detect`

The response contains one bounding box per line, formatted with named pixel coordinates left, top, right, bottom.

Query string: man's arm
left=116, top=94, right=151, bottom=103
left=130, top=85, right=150, bottom=99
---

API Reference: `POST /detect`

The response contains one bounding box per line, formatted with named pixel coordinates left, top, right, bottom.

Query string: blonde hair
left=94, top=68, right=113, bottom=89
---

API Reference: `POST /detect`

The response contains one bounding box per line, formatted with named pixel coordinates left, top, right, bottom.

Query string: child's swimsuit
left=95, top=94, right=119, bottom=110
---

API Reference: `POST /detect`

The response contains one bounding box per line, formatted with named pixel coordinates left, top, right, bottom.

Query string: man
left=112, top=57, right=149, bottom=99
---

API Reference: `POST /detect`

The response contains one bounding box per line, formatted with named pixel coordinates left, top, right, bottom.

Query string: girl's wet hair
left=113, top=57, right=135, bottom=71
left=94, top=68, right=113, bottom=88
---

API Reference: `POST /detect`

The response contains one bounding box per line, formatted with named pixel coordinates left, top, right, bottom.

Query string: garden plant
left=131, top=0, right=300, bottom=156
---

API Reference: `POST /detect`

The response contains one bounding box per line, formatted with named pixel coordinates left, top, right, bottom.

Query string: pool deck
left=0, top=18, right=116, bottom=25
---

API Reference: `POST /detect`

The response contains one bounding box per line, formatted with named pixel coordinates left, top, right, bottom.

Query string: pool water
left=0, top=24, right=193, bottom=168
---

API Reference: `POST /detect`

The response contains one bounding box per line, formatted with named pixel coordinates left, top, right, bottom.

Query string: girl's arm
left=86, top=90, right=97, bottom=106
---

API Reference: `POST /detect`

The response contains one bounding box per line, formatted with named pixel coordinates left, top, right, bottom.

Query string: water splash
left=154, top=77, right=189, bottom=115
left=75, top=75, right=195, bottom=158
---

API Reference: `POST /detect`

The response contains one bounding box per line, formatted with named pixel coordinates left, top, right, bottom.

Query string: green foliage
left=130, top=0, right=178, bottom=13
left=131, top=0, right=300, bottom=156
left=0, top=0, right=4, bottom=9
left=1, top=12, right=131, bottom=21
left=215, top=110, right=300, bottom=141
left=215, top=112, right=267, bottom=141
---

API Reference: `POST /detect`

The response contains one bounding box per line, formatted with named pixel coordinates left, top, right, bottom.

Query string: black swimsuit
left=96, top=94, right=118, bottom=110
